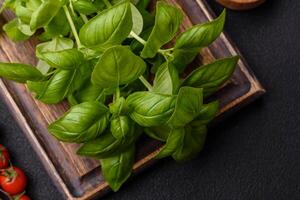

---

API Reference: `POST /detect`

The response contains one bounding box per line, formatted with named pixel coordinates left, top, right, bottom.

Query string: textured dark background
left=1, top=0, right=300, bottom=199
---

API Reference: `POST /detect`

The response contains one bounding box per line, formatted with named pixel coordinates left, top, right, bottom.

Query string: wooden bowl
left=216, top=0, right=266, bottom=10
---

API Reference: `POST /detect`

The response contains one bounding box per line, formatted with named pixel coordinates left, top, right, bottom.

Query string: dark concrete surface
left=1, top=0, right=300, bottom=199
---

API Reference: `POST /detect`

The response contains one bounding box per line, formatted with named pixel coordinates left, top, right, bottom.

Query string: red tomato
left=0, top=167, right=27, bottom=195
left=14, top=194, right=31, bottom=200
left=0, top=145, right=10, bottom=169
left=19, top=195, right=31, bottom=200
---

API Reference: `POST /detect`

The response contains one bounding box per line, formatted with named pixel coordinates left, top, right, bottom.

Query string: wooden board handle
left=216, top=0, right=266, bottom=10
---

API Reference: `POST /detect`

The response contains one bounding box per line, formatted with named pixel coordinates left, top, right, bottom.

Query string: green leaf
left=191, top=101, right=219, bottom=126
left=48, top=101, right=109, bottom=142
left=168, top=87, right=203, bottom=127
left=156, top=124, right=207, bottom=161
left=171, top=49, right=198, bottom=73
left=36, top=60, right=51, bottom=75
left=181, top=56, right=239, bottom=97
left=174, top=10, right=226, bottom=50
left=73, top=79, right=105, bottom=104
left=35, top=37, right=74, bottom=74
left=77, top=131, right=122, bottom=158
left=156, top=128, right=184, bottom=159
left=3, top=19, right=33, bottom=41
left=39, top=48, right=85, bottom=69
left=0, top=63, right=44, bottom=83
left=144, top=125, right=170, bottom=142
left=36, top=37, right=74, bottom=58
left=128, top=3, right=143, bottom=38
left=73, top=0, right=97, bottom=15
left=92, top=46, right=146, bottom=88
left=27, top=67, right=86, bottom=104
left=39, top=8, right=70, bottom=41
left=100, top=145, right=135, bottom=192
left=172, top=125, right=207, bottom=162
left=153, top=62, right=180, bottom=95
left=141, top=2, right=183, bottom=58
left=136, top=0, right=151, bottom=9
left=79, top=2, right=132, bottom=49
left=110, top=116, right=135, bottom=140
left=109, top=97, right=128, bottom=116
left=15, top=2, right=33, bottom=24
left=126, top=91, right=176, bottom=127
left=30, top=0, right=63, bottom=30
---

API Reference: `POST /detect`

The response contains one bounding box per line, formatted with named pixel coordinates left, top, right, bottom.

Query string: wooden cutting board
left=0, top=0, right=265, bottom=199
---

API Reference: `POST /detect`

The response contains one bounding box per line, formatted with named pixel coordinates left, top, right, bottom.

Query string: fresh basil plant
left=0, top=0, right=239, bottom=192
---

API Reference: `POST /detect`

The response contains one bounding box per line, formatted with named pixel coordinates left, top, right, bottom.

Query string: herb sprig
left=0, top=0, right=239, bottom=191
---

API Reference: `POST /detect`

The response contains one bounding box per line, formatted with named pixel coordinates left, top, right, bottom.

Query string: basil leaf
left=174, top=10, right=226, bottom=50
left=168, top=87, right=203, bottom=127
left=79, top=2, right=132, bottom=49
left=156, top=128, right=184, bottom=159
left=141, top=2, right=183, bottom=58
left=128, top=3, right=143, bottom=38
left=171, top=10, right=226, bottom=72
left=91, top=46, right=146, bottom=88
left=126, top=91, right=176, bottom=127
left=191, top=101, right=219, bottom=126
left=30, top=0, right=63, bottom=30
left=181, top=56, right=239, bottom=97
left=36, top=60, right=51, bottom=75
left=77, top=124, right=141, bottom=158
left=35, top=37, right=74, bottom=74
left=171, top=49, right=198, bottom=73
left=27, top=68, right=86, bottom=104
left=36, top=37, right=74, bottom=58
left=73, top=80, right=105, bottom=104
left=136, top=0, right=151, bottom=9
left=0, top=63, right=44, bottom=83
left=39, top=48, right=85, bottom=69
left=144, top=125, right=170, bottom=142
left=77, top=131, right=121, bottom=158
left=73, top=0, right=97, bottom=15
left=100, top=145, right=135, bottom=192
left=153, top=62, right=180, bottom=95
left=109, top=97, right=128, bottom=116
left=110, top=116, right=135, bottom=140
left=39, top=9, right=70, bottom=41
left=48, top=101, right=109, bottom=142
left=3, top=19, right=32, bottom=41
left=172, top=125, right=207, bottom=162
left=156, top=125, right=207, bottom=161
left=15, top=2, right=33, bottom=24
left=26, top=0, right=42, bottom=10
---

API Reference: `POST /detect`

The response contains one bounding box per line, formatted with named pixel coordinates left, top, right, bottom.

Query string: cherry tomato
left=13, top=194, right=31, bottom=200
left=0, top=167, right=27, bottom=195
left=0, top=145, right=10, bottom=169
left=19, top=195, right=31, bottom=200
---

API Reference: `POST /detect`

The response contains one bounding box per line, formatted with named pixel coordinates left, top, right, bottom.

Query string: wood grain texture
left=0, top=0, right=265, bottom=199
left=216, top=0, right=266, bottom=10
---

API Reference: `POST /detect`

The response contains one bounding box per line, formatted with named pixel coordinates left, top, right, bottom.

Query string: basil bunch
left=0, top=0, right=239, bottom=191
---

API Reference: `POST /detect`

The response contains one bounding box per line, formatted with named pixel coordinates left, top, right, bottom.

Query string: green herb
left=0, top=0, right=239, bottom=191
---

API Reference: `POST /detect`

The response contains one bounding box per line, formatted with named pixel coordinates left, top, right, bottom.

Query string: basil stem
left=63, top=5, right=82, bottom=48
